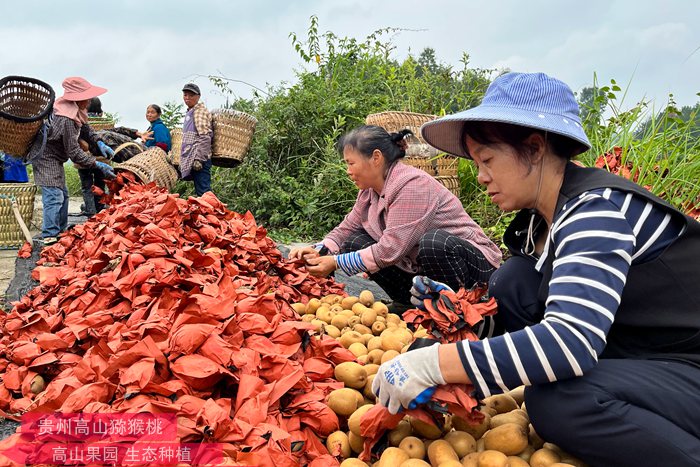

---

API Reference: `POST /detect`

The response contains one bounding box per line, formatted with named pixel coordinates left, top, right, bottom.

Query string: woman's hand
left=288, top=246, right=319, bottom=261
left=136, top=130, right=154, bottom=141
left=305, top=255, right=337, bottom=277
left=371, top=343, right=446, bottom=414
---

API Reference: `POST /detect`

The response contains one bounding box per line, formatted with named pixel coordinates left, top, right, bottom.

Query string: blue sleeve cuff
left=334, top=251, right=368, bottom=276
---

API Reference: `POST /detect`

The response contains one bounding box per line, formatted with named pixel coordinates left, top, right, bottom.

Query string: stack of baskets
left=0, top=75, right=55, bottom=157
left=365, top=111, right=460, bottom=197
left=211, top=110, right=257, bottom=167
left=87, top=116, right=115, bottom=131
left=0, top=184, right=37, bottom=248
left=114, top=147, right=179, bottom=192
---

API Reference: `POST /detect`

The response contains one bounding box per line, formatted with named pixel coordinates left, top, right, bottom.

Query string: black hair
left=461, top=121, right=584, bottom=172
left=87, top=97, right=103, bottom=116
left=337, top=125, right=413, bottom=166
left=148, top=104, right=162, bottom=116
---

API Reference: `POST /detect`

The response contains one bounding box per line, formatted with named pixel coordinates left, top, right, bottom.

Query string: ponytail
left=337, top=125, right=413, bottom=166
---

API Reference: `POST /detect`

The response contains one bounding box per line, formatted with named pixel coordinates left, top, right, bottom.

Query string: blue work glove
left=97, top=141, right=115, bottom=159
left=95, top=161, right=116, bottom=179
left=410, top=275, right=454, bottom=309
left=372, top=342, right=446, bottom=414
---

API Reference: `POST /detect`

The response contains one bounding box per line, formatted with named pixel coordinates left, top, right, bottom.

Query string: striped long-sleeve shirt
left=459, top=188, right=685, bottom=398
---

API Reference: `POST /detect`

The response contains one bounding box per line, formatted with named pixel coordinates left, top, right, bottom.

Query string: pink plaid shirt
left=323, top=162, right=502, bottom=273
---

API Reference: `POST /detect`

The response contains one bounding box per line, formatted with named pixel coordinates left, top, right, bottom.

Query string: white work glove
left=372, top=343, right=446, bottom=414
left=410, top=275, right=454, bottom=309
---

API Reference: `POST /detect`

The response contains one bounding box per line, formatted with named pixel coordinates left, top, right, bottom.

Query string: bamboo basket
left=0, top=183, right=37, bottom=248
left=365, top=111, right=436, bottom=144
left=436, top=156, right=459, bottom=176
left=0, top=75, right=55, bottom=157
left=403, top=156, right=459, bottom=176
left=114, top=147, right=179, bottom=192
left=403, top=157, right=437, bottom=176
left=169, top=128, right=182, bottom=167
left=87, top=117, right=115, bottom=131
left=211, top=110, right=257, bottom=168
left=435, top=175, right=460, bottom=197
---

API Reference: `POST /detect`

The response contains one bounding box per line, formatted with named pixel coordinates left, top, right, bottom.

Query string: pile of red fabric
left=403, top=287, right=497, bottom=343
left=594, top=146, right=642, bottom=183
left=0, top=177, right=357, bottom=466
left=358, top=387, right=483, bottom=462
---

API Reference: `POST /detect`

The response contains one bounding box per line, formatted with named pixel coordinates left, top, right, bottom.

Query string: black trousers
left=340, top=229, right=496, bottom=304
left=488, top=255, right=700, bottom=467
left=78, top=167, right=106, bottom=216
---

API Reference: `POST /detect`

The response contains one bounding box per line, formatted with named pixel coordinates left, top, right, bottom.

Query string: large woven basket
left=436, top=156, right=458, bottom=176
left=0, top=183, right=37, bottom=248
left=114, top=147, right=178, bottom=192
left=169, top=128, right=182, bottom=167
left=435, top=175, right=460, bottom=197
left=365, top=111, right=436, bottom=144
left=403, top=156, right=459, bottom=177
left=211, top=110, right=257, bottom=167
left=87, top=116, right=115, bottom=131
left=0, top=76, right=55, bottom=157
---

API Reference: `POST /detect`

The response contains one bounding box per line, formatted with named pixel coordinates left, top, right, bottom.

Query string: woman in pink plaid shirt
left=290, top=125, right=501, bottom=307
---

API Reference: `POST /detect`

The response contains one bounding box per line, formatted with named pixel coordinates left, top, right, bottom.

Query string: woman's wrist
left=438, top=343, right=471, bottom=384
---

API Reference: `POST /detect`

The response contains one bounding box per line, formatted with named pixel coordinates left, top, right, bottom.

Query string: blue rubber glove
left=372, top=343, right=445, bottom=414
left=97, top=141, right=115, bottom=159
left=95, top=161, right=115, bottom=179
left=410, top=275, right=454, bottom=309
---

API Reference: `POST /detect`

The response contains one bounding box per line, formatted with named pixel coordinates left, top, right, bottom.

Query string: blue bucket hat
left=421, top=72, right=591, bottom=159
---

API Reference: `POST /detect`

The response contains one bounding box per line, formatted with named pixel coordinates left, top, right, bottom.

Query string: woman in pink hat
left=32, top=76, right=116, bottom=245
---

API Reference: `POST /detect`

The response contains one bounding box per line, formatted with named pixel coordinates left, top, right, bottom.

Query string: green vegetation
left=65, top=163, right=81, bottom=197
left=177, top=16, right=499, bottom=241
left=578, top=76, right=700, bottom=214
left=160, top=101, right=185, bottom=130
left=150, top=18, right=700, bottom=245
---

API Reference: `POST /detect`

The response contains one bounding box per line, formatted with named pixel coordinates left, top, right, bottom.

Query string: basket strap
left=113, top=142, right=142, bottom=158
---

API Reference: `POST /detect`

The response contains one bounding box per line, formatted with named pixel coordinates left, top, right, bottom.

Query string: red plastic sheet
left=403, top=286, right=497, bottom=343
left=0, top=180, right=348, bottom=466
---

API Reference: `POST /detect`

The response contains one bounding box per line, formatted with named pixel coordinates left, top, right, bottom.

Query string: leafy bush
left=207, top=16, right=497, bottom=241
left=65, top=163, right=81, bottom=197
left=579, top=77, right=700, bottom=215
left=192, top=17, right=698, bottom=246
left=160, top=101, right=185, bottom=130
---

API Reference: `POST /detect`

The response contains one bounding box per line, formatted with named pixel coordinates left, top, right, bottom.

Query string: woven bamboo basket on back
left=211, top=110, right=257, bottom=168
left=169, top=128, right=182, bottom=167
left=0, top=183, right=37, bottom=248
left=365, top=111, right=460, bottom=196
left=0, top=76, right=55, bottom=157
left=114, top=147, right=178, bottom=192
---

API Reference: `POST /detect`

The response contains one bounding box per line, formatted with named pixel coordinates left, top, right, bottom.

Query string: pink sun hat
left=60, top=76, right=107, bottom=102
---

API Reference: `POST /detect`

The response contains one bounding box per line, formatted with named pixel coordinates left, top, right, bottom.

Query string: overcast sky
left=2, top=0, right=698, bottom=130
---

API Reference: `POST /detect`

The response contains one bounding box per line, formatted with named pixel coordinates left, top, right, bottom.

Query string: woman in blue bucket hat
left=372, top=72, right=700, bottom=466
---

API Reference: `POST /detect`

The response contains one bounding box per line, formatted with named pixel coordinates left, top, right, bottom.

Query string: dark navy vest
left=505, top=163, right=700, bottom=367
